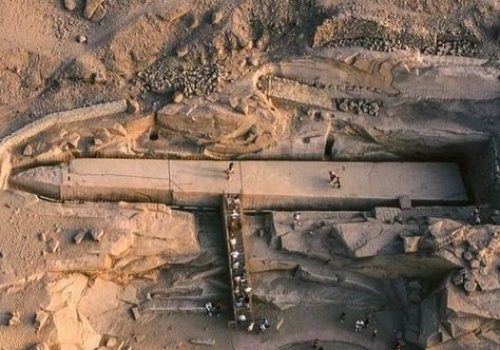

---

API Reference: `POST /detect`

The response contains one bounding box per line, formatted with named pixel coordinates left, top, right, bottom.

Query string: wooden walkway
left=221, top=194, right=254, bottom=328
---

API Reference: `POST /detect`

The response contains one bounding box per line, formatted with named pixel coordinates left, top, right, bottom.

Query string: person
left=228, top=195, right=241, bottom=211
left=258, top=318, right=270, bottom=332
left=230, top=236, right=237, bottom=249
left=225, top=162, right=235, bottom=180
left=228, top=194, right=241, bottom=206
left=230, top=209, right=239, bottom=221
left=471, top=207, right=481, bottom=225
left=205, top=302, right=214, bottom=317
left=230, top=250, right=240, bottom=260
left=292, top=212, right=302, bottom=229
left=371, top=329, right=378, bottom=341
left=229, top=219, right=241, bottom=232
left=354, top=319, right=364, bottom=332
left=339, top=311, right=346, bottom=323
left=329, top=170, right=341, bottom=188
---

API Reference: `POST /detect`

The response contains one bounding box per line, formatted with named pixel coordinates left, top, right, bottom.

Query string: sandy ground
left=0, top=0, right=499, bottom=349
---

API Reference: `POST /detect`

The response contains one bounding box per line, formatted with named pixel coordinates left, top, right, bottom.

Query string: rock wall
left=466, top=136, right=500, bottom=206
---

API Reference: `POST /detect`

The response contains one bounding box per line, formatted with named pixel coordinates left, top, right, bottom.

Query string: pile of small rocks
left=327, top=37, right=408, bottom=52
left=327, top=36, right=479, bottom=57
left=452, top=268, right=478, bottom=294
left=138, top=63, right=224, bottom=98
left=462, top=244, right=483, bottom=271
left=421, top=39, right=479, bottom=57
left=335, top=98, right=382, bottom=117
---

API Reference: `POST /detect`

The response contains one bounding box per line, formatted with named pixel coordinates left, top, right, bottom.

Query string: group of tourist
left=226, top=194, right=252, bottom=323
left=353, top=314, right=372, bottom=334
left=338, top=312, right=380, bottom=344
left=226, top=194, right=271, bottom=334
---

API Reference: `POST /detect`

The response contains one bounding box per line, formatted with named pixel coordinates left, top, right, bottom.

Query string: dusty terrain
left=0, top=0, right=499, bottom=349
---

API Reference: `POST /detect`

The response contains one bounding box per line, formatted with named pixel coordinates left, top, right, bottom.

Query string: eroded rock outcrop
left=156, top=93, right=286, bottom=158
left=333, top=221, right=419, bottom=258
left=37, top=275, right=101, bottom=350
left=400, top=219, right=500, bottom=349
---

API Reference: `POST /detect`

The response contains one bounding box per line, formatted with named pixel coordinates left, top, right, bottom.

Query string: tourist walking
left=230, top=236, right=237, bottom=249
left=230, top=209, right=239, bottom=221
left=225, top=162, right=235, bottom=180
left=292, top=212, right=302, bottom=229
left=354, top=319, right=364, bottom=332
left=471, top=207, right=481, bottom=225
left=205, top=302, right=214, bottom=317
left=329, top=170, right=341, bottom=188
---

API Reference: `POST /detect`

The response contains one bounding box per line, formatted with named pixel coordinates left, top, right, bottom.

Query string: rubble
left=421, top=38, right=480, bottom=57
left=28, top=344, right=49, bottom=350
left=314, top=17, right=481, bottom=57
left=90, top=228, right=104, bottom=242
left=335, top=98, right=382, bottom=117
left=276, top=316, right=285, bottom=331
left=139, top=63, right=223, bottom=97
left=247, top=56, right=259, bottom=67
left=176, top=46, right=189, bottom=58
left=126, top=99, right=140, bottom=114
left=91, top=5, right=107, bottom=22
left=46, top=238, right=60, bottom=253
left=23, top=144, right=34, bottom=156
left=34, top=310, right=49, bottom=333
left=463, top=280, right=478, bottom=293
left=92, top=71, right=107, bottom=84
left=63, top=0, right=77, bottom=11
left=403, top=236, right=420, bottom=253
left=211, top=11, right=223, bottom=25
left=7, top=311, right=21, bottom=326
left=84, top=0, right=105, bottom=20
left=73, top=229, right=87, bottom=245
left=130, top=307, right=140, bottom=320
left=76, top=35, right=88, bottom=44
left=106, top=337, right=118, bottom=347
left=333, top=221, right=419, bottom=258
left=189, top=338, right=215, bottom=346
left=173, top=91, right=184, bottom=104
